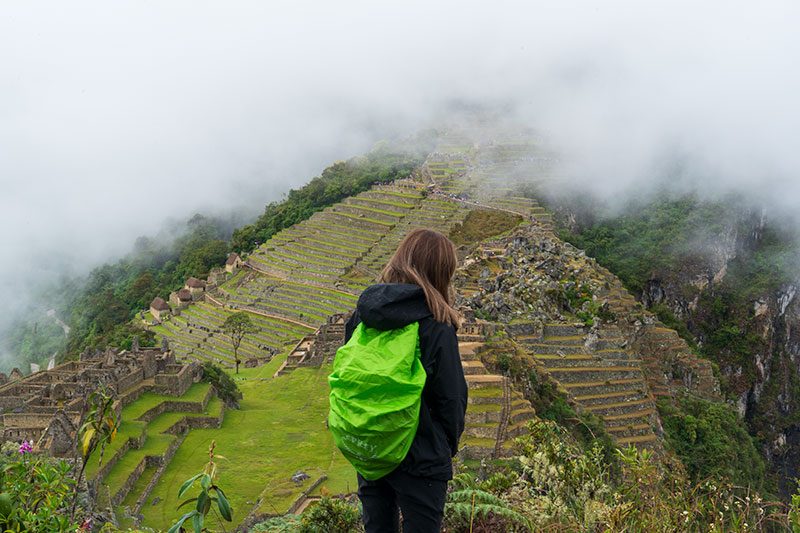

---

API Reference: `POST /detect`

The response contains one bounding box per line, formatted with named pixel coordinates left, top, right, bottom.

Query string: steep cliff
left=556, top=195, right=800, bottom=496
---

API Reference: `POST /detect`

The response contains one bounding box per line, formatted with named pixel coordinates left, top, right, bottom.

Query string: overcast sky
left=1, top=1, right=798, bottom=335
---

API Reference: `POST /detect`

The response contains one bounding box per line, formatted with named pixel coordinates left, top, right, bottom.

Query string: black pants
left=357, top=469, right=448, bottom=533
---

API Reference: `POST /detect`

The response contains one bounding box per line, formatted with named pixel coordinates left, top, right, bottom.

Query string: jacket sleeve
left=423, top=322, right=468, bottom=457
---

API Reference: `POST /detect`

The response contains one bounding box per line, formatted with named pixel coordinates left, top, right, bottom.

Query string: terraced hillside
left=124, top=136, right=728, bottom=530
left=151, top=185, right=475, bottom=371
left=150, top=300, right=313, bottom=368
left=521, top=323, right=661, bottom=448
left=88, top=383, right=224, bottom=514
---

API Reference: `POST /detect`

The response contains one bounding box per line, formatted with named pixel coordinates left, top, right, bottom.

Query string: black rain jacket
left=345, top=283, right=468, bottom=481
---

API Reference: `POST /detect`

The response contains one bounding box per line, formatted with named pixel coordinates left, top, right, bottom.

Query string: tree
left=222, top=312, right=255, bottom=374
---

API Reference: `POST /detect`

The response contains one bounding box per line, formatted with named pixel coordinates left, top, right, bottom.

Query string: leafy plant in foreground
left=0, top=441, right=82, bottom=532
left=170, top=440, right=232, bottom=533
left=74, top=383, right=120, bottom=518
left=298, top=494, right=361, bottom=533
left=443, top=487, right=531, bottom=532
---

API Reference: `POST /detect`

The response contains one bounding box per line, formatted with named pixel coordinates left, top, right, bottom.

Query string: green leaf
left=201, top=473, right=211, bottom=492
left=178, top=474, right=203, bottom=498
left=195, top=491, right=207, bottom=513
left=176, top=497, right=198, bottom=510
left=192, top=512, right=204, bottom=533
left=216, top=488, right=232, bottom=521
left=168, top=510, right=197, bottom=533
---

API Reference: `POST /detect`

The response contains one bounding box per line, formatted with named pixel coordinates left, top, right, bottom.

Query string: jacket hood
left=356, top=283, right=432, bottom=330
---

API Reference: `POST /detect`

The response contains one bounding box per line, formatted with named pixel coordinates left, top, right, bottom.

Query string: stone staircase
left=458, top=337, right=537, bottom=461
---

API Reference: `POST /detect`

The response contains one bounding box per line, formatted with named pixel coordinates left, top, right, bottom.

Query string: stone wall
left=93, top=426, right=147, bottom=486
left=153, top=362, right=199, bottom=397
left=111, top=456, right=149, bottom=507
left=116, top=368, right=144, bottom=396
left=0, top=341, right=197, bottom=458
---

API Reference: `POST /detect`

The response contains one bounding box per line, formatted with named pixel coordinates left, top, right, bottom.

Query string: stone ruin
left=273, top=314, right=347, bottom=376
left=0, top=337, right=202, bottom=457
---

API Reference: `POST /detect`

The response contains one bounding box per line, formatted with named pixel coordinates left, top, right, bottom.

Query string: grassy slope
left=139, top=355, right=354, bottom=531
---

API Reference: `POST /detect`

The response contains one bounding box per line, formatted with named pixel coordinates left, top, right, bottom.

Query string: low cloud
left=1, top=1, right=798, bottom=338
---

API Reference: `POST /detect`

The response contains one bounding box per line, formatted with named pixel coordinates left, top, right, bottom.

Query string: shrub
left=250, top=515, right=302, bottom=532
left=658, top=395, right=768, bottom=492
left=0, top=444, right=84, bottom=532
left=201, top=361, right=241, bottom=407
left=298, top=495, right=361, bottom=533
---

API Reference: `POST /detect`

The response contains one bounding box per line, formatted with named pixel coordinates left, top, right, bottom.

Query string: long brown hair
left=379, top=229, right=462, bottom=328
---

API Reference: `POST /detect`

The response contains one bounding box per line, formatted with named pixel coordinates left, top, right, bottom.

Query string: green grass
left=219, top=269, right=247, bottom=292
left=330, top=211, right=394, bottom=227
left=368, top=190, right=422, bottom=200
left=467, top=403, right=503, bottom=413
left=139, top=361, right=355, bottom=531
left=121, top=465, right=157, bottom=508
left=85, top=419, right=145, bottom=479
left=125, top=383, right=211, bottom=421
left=104, top=433, right=175, bottom=492
left=468, top=387, right=504, bottom=398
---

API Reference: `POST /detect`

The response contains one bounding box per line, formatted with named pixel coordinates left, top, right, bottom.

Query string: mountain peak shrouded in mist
left=2, top=1, right=799, bottom=348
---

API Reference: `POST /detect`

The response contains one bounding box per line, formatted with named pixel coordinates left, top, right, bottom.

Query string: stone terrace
left=243, top=188, right=426, bottom=288
left=88, top=383, right=225, bottom=512
left=593, top=269, right=722, bottom=401
left=519, top=322, right=662, bottom=449
left=346, top=196, right=471, bottom=288
left=153, top=184, right=474, bottom=370
left=151, top=300, right=314, bottom=369
left=457, top=329, right=537, bottom=461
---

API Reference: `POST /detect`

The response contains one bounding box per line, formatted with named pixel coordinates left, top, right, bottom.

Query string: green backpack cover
left=328, top=321, right=426, bottom=480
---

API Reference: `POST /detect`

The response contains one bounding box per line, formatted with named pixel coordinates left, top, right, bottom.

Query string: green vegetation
left=549, top=188, right=800, bottom=497
left=230, top=148, right=423, bottom=254
left=200, top=362, right=241, bottom=407
left=555, top=192, right=797, bottom=385
left=448, top=209, right=522, bottom=246
left=297, top=495, right=361, bottom=533
left=658, top=395, right=769, bottom=493
left=62, top=213, right=235, bottom=355
left=168, top=441, right=233, bottom=533
left=557, top=194, right=745, bottom=293
left=0, top=442, right=88, bottom=532
left=449, top=419, right=796, bottom=532
left=139, top=361, right=354, bottom=531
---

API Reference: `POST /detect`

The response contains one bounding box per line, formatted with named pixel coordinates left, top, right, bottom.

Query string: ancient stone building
left=170, top=288, right=193, bottom=310
left=207, top=267, right=225, bottom=287
left=150, top=297, right=171, bottom=320
left=225, top=252, right=243, bottom=274
left=0, top=340, right=200, bottom=457
left=185, top=277, right=206, bottom=300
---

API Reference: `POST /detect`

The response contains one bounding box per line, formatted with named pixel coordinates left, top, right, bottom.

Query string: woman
left=344, top=228, right=468, bottom=532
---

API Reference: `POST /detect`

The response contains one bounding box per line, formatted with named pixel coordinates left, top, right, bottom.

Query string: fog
left=1, top=1, right=798, bottom=351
